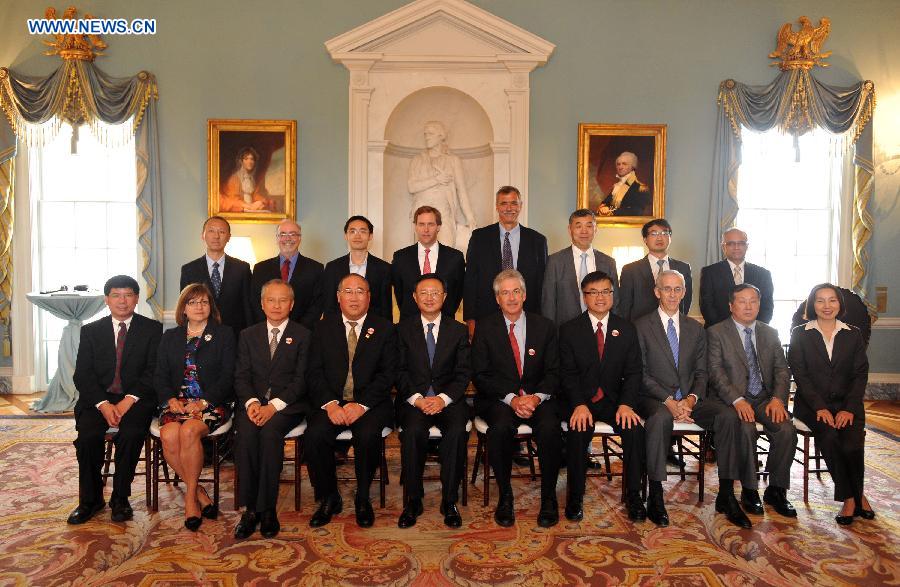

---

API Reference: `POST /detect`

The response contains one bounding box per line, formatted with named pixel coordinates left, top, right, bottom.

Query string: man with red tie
left=472, top=269, right=562, bottom=528
left=559, top=270, right=646, bottom=522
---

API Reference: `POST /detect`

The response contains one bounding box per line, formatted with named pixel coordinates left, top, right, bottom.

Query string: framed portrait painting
left=207, top=119, right=297, bottom=223
left=577, top=123, right=666, bottom=226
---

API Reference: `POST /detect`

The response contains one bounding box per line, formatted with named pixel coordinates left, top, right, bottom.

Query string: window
left=31, top=122, right=138, bottom=384
left=735, top=127, right=847, bottom=341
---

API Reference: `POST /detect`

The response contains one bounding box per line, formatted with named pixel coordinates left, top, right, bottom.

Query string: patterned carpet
left=0, top=418, right=898, bottom=586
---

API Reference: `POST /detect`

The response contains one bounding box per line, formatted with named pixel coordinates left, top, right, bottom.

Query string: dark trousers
left=736, top=395, right=796, bottom=490
left=73, top=395, right=155, bottom=506
left=801, top=412, right=865, bottom=502
left=398, top=399, right=469, bottom=504
left=235, top=409, right=302, bottom=512
left=304, top=401, right=392, bottom=503
left=684, top=399, right=743, bottom=484
left=475, top=397, right=561, bottom=499
left=566, top=400, right=645, bottom=497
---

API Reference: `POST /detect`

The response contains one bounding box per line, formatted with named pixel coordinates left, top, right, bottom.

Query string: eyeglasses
left=657, top=286, right=685, bottom=294
left=647, top=230, right=672, bottom=238
left=583, top=289, right=614, bottom=297
left=277, top=231, right=301, bottom=239
left=339, top=288, right=369, bottom=296
left=723, top=240, right=748, bottom=247
left=346, top=228, right=370, bottom=236
left=416, top=290, right=445, bottom=298
left=498, top=288, right=524, bottom=297
left=186, top=299, right=210, bottom=307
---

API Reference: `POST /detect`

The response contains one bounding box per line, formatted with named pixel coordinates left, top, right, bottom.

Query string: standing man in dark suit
left=396, top=274, right=471, bottom=529
left=306, top=274, right=397, bottom=528
left=232, top=279, right=311, bottom=540
left=707, top=284, right=797, bottom=528
left=321, top=216, right=392, bottom=321
left=464, top=186, right=548, bottom=339
left=472, top=269, right=562, bottom=528
left=68, top=275, right=162, bottom=525
left=634, top=270, right=742, bottom=527
left=700, top=228, right=774, bottom=327
left=542, top=209, right=619, bottom=325
left=618, top=219, right=692, bottom=322
left=391, top=206, right=465, bottom=321
left=559, top=271, right=646, bottom=523
left=180, top=216, right=253, bottom=336
left=251, top=219, right=324, bottom=329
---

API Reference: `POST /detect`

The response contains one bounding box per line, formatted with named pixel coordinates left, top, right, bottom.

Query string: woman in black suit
left=155, top=283, right=236, bottom=531
left=788, top=283, right=872, bottom=525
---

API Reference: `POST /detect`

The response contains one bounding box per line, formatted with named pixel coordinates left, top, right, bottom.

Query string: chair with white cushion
left=399, top=421, right=472, bottom=506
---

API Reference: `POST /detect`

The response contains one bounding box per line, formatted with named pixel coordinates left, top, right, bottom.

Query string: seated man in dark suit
left=618, top=219, right=692, bottom=321
left=251, top=219, right=324, bottom=329
left=472, top=269, right=562, bottom=528
left=391, top=206, right=465, bottom=321
left=232, top=279, right=311, bottom=540
left=306, top=273, right=397, bottom=528
left=635, top=270, right=741, bottom=527
left=320, top=215, right=392, bottom=321
left=700, top=228, right=774, bottom=328
left=68, top=275, right=163, bottom=525
left=707, top=284, right=797, bottom=529
left=180, top=216, right=253, bottom=335
left=396, top=273, right=471, bottom=529
left=559, top=271, right=646, bottom=523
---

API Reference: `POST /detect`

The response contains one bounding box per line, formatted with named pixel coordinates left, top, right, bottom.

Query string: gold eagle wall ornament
left=769, top=16, right=831, bottom=70
left=42, top=6, right=108, bottom=62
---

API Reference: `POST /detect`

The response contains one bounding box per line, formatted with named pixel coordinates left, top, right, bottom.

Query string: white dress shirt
left=727, top=259, right=745, bottom=285
left=417, top=241, right=440, bottom=274
left=571, top=245, right=596, bottom=279
left=205, top=254, right=226, bottom=279
left=805, top=319, right=852, bottom=360
left=648, top=255, right=670, bottom=280
left=96, top=314, right=139, bottom=407
left=348, top=252, right=368, bottom=277
left=406, top=313, right=453, bottom=408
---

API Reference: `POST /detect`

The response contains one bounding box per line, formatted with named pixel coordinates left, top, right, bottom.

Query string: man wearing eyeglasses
left=396, top=274, right=471, bottom=529
left=306, top=274, right=397, bottom=528
left=559, top=270, right=646, bottom=523
left=251, top=219, right=324, bottom=329
left=618, top=218, right=692, bottom=322
left=700, top=228, right=774, bottom=328
left=472, top=269, right=562, bottom=528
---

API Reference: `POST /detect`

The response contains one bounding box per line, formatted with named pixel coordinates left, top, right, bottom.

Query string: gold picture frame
left=577, top=123, right=666, bottom=226
left=207, top=119, right=297, bottom=223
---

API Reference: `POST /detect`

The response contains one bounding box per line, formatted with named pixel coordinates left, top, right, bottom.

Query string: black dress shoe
left=309, top=495, right=343, bottom=528
left=740, top=489, right=764, bottom=515
left=716, top=493, right=752, bottom=529
left=234, top=511, right=259, bottom=539
left=440, top=501, right=462, bottom=528
left=260, top=509, right=280, bottom=538
left=854, top=506, right=875, bottom=520
left=110, top=499, right=134, bottom=522
left=494, top=492, right=515, bottom=527
left=836, top=513, right=854, bottom=525
left=184, top=516, right=202, bottom=532
left=586, top=455, right=603, bottom=470
left=355, top=499, right=375, bottom=528
left=537, top=497, right=559, bottom=528
left=647, top=492, right=669, bottom=527
left=67, top=501, right=105, bottom=525
left=397, top=498, right=423, bottom=529
left=763, top=487, right=797, bottom=518
left=626, top=492, right=647, bottom=521
left=564, top=495, right=584, bottom=522
left=666, top=452, right=687, bottom=469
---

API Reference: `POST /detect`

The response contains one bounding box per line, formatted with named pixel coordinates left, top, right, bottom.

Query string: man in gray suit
left=707, top=283, right=797, bottom=527
left=635, top=270, right=742, bottom=527
left=542, top=209, right=618, bottom=325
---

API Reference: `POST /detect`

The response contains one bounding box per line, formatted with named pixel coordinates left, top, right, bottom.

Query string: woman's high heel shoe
left=854, top=506, right=875, bottom=520
left=198, top=486, right=218, bottom=520
left=185, top=516, right=202, bottom=531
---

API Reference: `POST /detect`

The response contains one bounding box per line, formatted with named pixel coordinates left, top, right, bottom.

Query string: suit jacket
left=464, top=223, right=548, bottom=321
left=391, top=243, right=465, bottom=321
left=788, top=323, right=869, bottom=421
left=635, top=311, right=707, bottom=402
left=307, top=314, right=397, bottom=411
left=618, top=256, right=692, bottom=322
left=600, top=181, right=652, bottom=216
left=706, top=318, right=790, bottom=406
left=397, top=315, right=471, bottom=404
left=559, top=312, right=641, bottom=413
left=180, top=254, right=253, bottom=335
left=320, top=253, right=392, bottom=321
left=251, top=254, right=324, bottom=329
left=73, top=313, right=163, bottom=408
left=541, top=246, right=619, bottom=325
left=154, top=322, right=236, bottom=408
left=471, top=311, right=558, bottom=403
left=233, top=320, right=311, bottom=416
left=699, top=259, right=774, bottom=327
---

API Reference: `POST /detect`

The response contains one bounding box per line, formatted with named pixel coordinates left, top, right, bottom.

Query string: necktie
left=281, top=258, right=290, bottom=282
left=656, top=258, right=665, bottom=279
left=579, top=252, right=588, bottom=312
left=508, top=322, right=523, bottom=385
left=211, top=261, right=222, bottom=298
left=269, top=327, right=279, bottom=358
left=591, top=322, right=605, bottom=402
left=423, top=248, right=432, bottom=274
left=425, top=322, right=436, bottom=397
left=343, top=321, right=358, bottom=401
left=501, top=232, right=514, bottom=270
left=733, top=264, right=743, bottom=285
left=108, top=321, right=127, bottom=395
left=744, top=327, right=763, bottom=397
left=667, top=318, right=682, bottom=400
